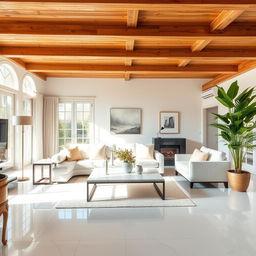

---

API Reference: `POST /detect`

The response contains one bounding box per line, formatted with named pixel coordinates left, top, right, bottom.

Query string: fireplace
left=153, top=138, right=186, bottom=166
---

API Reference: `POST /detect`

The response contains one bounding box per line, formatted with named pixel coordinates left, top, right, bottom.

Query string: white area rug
left=55, top=176, right=196, bottom=208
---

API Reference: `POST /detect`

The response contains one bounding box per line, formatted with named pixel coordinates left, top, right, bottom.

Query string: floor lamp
left=13, top=116, right=32, bottom=182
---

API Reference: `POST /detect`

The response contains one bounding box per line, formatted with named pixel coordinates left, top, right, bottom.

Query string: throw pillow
left=136, top=144, right=154, bottom=159
left=51, top=149, right=67, bottom=164
left=190, top=148, right=209, bottom=161
left=67, top=147, right=83, bottom=161
left=90, top=144, right=106, bottom=160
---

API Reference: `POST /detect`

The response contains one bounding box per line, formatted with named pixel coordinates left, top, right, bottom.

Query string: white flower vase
left=123, top=162, right=133, bottom=173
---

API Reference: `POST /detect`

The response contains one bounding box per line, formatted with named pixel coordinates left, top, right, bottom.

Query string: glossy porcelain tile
left=0, top=168, right=256, bottom=256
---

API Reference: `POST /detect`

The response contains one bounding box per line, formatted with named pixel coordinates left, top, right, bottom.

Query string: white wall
left=202, top=68, right=256, bottom=172
left=44, top=78, right=208, bottom=153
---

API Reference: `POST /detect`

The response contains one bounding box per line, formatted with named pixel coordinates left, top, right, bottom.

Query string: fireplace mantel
left=153, top=138, right=186, bottom=166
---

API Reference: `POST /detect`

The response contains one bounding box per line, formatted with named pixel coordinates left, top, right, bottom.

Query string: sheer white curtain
left=43, top=96, right=58, bottom=158
left=32, top=93, right=43, bottom=161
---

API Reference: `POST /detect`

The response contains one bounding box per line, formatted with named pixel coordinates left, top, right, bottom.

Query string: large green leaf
left=227, top=81, right=239, bottom=100
left=217, top=87, right=234, bottom=108
left=215, top=96, right=234, bottom=108
left=212, top=113, right=230, bottom=124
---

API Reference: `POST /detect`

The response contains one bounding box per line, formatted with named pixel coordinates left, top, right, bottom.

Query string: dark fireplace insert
left=153, top=138, right=186, bottom=166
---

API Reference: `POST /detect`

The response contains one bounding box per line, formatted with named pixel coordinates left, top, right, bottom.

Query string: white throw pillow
left=89, top=144, right=106, bottom=160
left=190, top=149, right=209, bottom=161
left=136, top=144, right=155, bottom=159
left=77, top=144, right=90, bottom=159
left=200, top=146, right=226, bottom=161
left=52, top=149, right=67, bottom=164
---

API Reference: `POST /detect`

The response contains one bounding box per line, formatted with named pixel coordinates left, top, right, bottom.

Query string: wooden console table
left=0, top=174, right=8, bottom=245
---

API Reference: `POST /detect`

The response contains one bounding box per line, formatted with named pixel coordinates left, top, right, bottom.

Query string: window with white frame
left=0, top=63, right=18, bottom=90
left=23, top=75, right=36, bottom=97
left=58, top=99, right=94, bottom=150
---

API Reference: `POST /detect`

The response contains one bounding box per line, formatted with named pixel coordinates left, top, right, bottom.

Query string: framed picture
left=159, top=111, right=180, bottom=134
left=110, top=108, right=142, bottom=134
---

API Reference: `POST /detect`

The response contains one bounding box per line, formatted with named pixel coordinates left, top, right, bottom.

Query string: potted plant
left=211, top=81, right=256, bottom=192
left=114, top=149, right=136, bottom=173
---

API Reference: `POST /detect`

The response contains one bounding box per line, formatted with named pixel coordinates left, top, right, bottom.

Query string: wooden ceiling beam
left=124, top=72, right=130, bottom=81
left=127, top=9, right=139, bottom=28
left=191, top=40, right=211, bottom=52
left=0, top=1, right=253, bottom=11
left=202, top=60, right=256, bottom=90
left=7, top=57, right=47, bottom=81
left=125, top=59, right=133, bottom=66
left=26, top=63, right=237, bottom=74
left=178, top=59, right=191, bottom=67
left=211, top=10, right=245, bottom=31
left=4, top=47, right=256, bottom=59
left=2, top=22, right=256, bottom=39
left=126, top=39, right=135, bottom=51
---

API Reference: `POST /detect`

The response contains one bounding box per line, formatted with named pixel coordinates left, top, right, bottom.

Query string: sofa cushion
left=75, top=159, right=106, bottom=170
left=190, top=149, right=209, bottom=161
left=77, top=144, right=90, bottom=159
left=90, top=144, right=106, bottom=160
left=136, top=159, right=159, bottom=168
left=67, top=147, right=83, bottom=161
left=52, top=149, right=67, bottom=164
left=200, top=146, right=226, bottom=161
left=53, top=161, right=76, bottom=175
left=136, top=144, right=154, bottom=159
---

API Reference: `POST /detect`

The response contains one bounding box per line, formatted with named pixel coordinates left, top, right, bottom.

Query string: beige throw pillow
left=90, top=144, right=106, bottom=160
left=67, top=147, right=83, bottom=161
left=190, top=149, right=209, bottom=161
left=136, top=144, right=154, bottom=159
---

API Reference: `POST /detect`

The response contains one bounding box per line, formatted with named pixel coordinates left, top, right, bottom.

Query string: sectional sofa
left=51, top=143, right=164, bottom=183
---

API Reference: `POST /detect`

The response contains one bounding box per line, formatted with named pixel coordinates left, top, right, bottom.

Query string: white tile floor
left=0, top=167, right=256, bottom=256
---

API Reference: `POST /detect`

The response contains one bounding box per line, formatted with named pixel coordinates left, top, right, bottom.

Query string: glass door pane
left=75, top=103, right=91, bottom=144
left=0, top=92, right=13, bottom=166
left=58, top=103, right=72, bottom=150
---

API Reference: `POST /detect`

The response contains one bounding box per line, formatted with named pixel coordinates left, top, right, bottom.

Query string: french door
left=58, top=100, right=93, bottom=151
left=0, top=90, right=14, bottom=166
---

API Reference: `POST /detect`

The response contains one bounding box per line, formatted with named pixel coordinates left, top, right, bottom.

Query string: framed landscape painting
left=110, top=108, right=142, bottom=134
left=159, top=111, right=180, bottom=134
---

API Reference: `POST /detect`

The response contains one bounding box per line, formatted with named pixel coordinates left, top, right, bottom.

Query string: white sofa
left=51, top=143, right=164, bottom=183
left=175, top=146, right=230, bottom=188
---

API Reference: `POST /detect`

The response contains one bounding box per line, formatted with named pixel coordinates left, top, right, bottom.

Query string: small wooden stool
left=0, top=174, right=8, bottom=245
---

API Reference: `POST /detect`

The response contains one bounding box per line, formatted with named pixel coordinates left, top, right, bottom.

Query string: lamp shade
left=13, top=116, right=32, bottom=126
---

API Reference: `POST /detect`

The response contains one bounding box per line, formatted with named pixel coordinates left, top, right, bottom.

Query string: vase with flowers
left=114, top=149, right=136, bottom=173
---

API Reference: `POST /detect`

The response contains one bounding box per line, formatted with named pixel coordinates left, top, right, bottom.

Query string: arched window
left=0, top=63, right=18, bottom=90
left=23, top=75, right=36, bottom=97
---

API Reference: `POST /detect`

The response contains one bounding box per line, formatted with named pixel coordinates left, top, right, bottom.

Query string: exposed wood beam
left=124, top=72, right=130, bottom=81
left=125, top=59, right=133, bottom=66
left=127, top=9, right=139, bottom=27
left=211, top=10, right=245, bottom=31
left=2, top=22, right=256, bottom=39
left=4, top=47, right=256, bottom=59
left=26, top=63, right=237, bottom=74
left=0, top=1, right=253, bottom=11
left=126, top=40, right=135, bottom=51
left=191, top=40, right=211, bottom=52
left=7, top=57, right=47, bottom=81
left=33, top=72, right=47, bottom=81
left=202, top=60, right=256, bottom=90
left=178, top=59, right=191, bottom=67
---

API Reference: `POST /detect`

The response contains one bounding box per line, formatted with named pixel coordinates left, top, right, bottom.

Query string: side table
left=33, top=159, right=55, bottom=185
